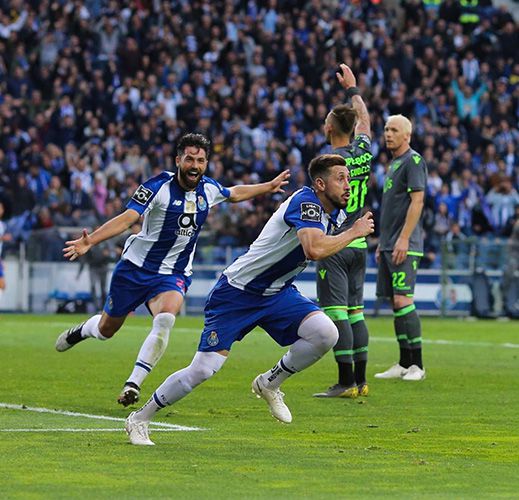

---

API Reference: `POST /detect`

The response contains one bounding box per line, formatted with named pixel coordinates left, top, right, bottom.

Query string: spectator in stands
left=0, top=0, right=515, bottom=269
left=485, top=177, right=519, bottom=234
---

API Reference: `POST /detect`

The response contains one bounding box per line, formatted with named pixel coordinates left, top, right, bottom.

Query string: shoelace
left=271, top=390, right=286, bottom=404
left=136, top=423, right=150, bottom=439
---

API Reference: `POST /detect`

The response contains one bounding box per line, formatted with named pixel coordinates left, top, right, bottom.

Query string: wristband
left=345, top=87, right=361, bottom=99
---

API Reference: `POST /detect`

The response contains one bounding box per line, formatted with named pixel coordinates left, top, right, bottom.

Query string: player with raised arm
left=313, top=64, right=373, bottom=398
left=125, top=153, right=375, bottom=446
left=374, top=115, right=427, bottom=381
left=55, top=133, right=290, bottom=405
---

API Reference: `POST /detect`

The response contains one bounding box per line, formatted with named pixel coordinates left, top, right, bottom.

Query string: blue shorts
left=104, top=259, right=191, bottom=317
left=198, top=275, right=320, bottom=352
left=0, top=260, right=3, bottom=278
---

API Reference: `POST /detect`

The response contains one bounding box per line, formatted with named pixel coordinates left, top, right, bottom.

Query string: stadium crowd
left=0, top=0, right=518, bottom=268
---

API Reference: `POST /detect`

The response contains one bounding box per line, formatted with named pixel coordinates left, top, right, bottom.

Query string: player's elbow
left=227, top=192, right=241, bottom=203
left=303, top=245, right=323, bottom=261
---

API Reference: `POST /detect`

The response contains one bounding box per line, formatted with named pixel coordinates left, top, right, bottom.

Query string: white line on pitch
left=0, top=403, right=205, bottom=432
left=370, top=336, right=519, bottom=349
left=3, top=321, right=519, bottom=349
left=0, top=428, right=185, bottom=432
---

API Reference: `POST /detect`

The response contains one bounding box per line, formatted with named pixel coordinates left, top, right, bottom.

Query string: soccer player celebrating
left=125, top=153, right=375, bottom=446
left=374, top=115, right=427, bottom=381
left=313, top=63, right=373, bottom=398
left=55, top=133, right=290, bottom=405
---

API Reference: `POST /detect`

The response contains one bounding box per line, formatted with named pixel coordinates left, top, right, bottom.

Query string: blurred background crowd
left=0, top=0, right=518, bottom=269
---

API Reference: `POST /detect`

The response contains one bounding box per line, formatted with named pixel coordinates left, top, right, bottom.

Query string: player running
left=55, top=133, right=290, bottom=405
left=125, top=153, right=375, bottom=445
left=313, top=64, right=373, bottom=398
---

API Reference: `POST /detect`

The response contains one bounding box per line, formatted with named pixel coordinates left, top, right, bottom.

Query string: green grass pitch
left=1, top=314, right=518, bottom=499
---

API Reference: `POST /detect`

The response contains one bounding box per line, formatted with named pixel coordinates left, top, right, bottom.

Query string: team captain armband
left=300, top=202, right=322, bottom=222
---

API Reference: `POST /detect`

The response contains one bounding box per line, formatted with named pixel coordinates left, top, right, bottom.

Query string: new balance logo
left=172, top=200, right=182, bottom=206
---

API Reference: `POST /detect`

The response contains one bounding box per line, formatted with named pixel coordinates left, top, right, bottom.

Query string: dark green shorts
left=376, top=251, right=420, bottom=298
left=317, top=247, right=367, bottom=309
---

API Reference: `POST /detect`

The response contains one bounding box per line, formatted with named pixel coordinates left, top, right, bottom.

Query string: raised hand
left=336, top=63, right=357, bottom=90
left=269, top=169, right=291, bottom=193
left=63, top=229, right=93, bottom=261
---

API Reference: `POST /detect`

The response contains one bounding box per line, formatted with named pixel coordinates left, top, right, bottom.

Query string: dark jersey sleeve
left=351, top=134, right=372, bottom=153
left=406, top=153, right=427, bottom=192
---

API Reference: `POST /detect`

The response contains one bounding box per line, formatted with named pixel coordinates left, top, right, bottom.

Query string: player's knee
left=152, top=312, right=175, bottom=347
left=299, top=312, right=339, bottom=352
left=320, top=318, right=339, bottom=350
left=186, top=351, right=226, bottom=387
left=154, top=312, right=175, bottom=332
left=393, top=295, right=413, bottom=310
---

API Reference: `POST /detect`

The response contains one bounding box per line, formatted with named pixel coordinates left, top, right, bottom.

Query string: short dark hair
left=308, top=154, right=346, bottom=183
left=329, top=104, right=357, bottom=136
left=177, top=133, right=211, bottom=158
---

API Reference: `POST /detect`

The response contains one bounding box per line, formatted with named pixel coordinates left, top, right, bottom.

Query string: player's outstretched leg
left=55, top=314, right=107, bottom=352
left=118, top=313, right=175, bottom=407
left=126, top=351, right=226, bottom=445
left=252, top=312, right=338, bottom=423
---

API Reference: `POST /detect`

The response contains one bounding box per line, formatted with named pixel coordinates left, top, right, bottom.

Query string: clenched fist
left=352, top=211, right=375, bottom=238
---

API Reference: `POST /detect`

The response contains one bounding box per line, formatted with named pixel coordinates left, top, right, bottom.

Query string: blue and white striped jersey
left=122, top=171, right=230, bottom=275
left=224, top=186, right=345, bottom=296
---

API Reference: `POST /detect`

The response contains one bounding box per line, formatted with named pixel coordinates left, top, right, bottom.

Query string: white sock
left=133, top=351, right=227, bottom=422
left=262, top=312, right=338, bottom=390
left=126, top=313, right=175, bottom=388
left=81, top=314, right=108, bottom=340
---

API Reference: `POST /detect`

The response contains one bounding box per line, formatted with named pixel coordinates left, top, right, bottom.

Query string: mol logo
left=176, top=213, right=198, bottom=237
left=132, top=185, right=153, bottom=205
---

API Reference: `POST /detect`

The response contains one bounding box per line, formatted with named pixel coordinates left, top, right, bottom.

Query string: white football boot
left=252, top=375, right=292, bottom=423
left=125, top=411, right=155, bottom=446
left=374, top=363, right=408, bottom=379
left=401, top=365, right=426, bottom=381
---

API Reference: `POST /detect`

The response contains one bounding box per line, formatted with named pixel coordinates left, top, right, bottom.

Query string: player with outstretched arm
left=125, top=153, right=375, bottom=445
left=55, top=133, right=290, bottom=405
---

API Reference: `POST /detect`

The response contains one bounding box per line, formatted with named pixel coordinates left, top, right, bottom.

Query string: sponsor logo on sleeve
left=300, top=202, right=322, bottom=222
left=132, top=185, right=153, bottom=205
